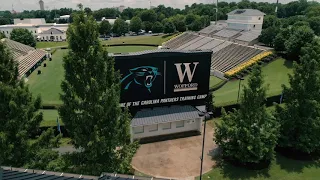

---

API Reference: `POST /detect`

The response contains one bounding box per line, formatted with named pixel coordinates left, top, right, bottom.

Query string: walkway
left=132, top=124, right=217, bottom=179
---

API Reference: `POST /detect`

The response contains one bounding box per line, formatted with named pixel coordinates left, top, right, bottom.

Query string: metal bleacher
left=1, top=38, right=46, bottom=79
left=163, top=32, right=266, bottom=77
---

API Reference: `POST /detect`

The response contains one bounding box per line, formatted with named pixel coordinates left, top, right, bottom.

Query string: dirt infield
left=132, top=124, right=217, bottom=179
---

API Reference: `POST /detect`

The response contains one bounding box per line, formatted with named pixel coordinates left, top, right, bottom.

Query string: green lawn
left=106, top=46, right=156, bottom=53
left=214, top=59, right=293, bottom=106
left=36, top=41, right=68, bottom=48
left=210, top=76, right=224, bottom=88
left=27, top=49, right=66, bottom=106
left=104, top=34, right=175, bottom=45
left=36, top=34, right=175, bottom=48
left=198, top=154, right=320, bottom=180
left=41, top=109, right=62, bottom=127
left=27, top=46, right=157, bottom=106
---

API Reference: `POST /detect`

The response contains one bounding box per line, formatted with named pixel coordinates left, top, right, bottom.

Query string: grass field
left=41, top=109, right=62, bottom=127
left=36, top=34, right=175, bottom=48
left=210, top=76, right=224, bottom=88
left=198, top=153, right=320, bottom=180
left=27, top=46, right=157, bottom=106
left=214, top=59, right=293, bottom=106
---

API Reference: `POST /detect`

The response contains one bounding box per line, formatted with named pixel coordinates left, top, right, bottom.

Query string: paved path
left=132, top=124, right=217, bottom=179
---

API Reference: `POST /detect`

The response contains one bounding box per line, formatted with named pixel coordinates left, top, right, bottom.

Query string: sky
left=0, top=0, right=318, bottom=12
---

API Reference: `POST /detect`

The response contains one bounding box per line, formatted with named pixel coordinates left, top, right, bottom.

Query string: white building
left=199, top=9, right=265, bottom=45
left=226, top=9, right=265, bottom=32
left=54, top=15, right=70, bottom=21
left=38, top=27, right=66, bottom=41
left=130, top=106, right=204, bottom=142
left=0, top=18, right=68, bottom=41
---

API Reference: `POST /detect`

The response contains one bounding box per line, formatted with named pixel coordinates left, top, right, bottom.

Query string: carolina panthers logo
left=121, top=66, right=161, bottom=93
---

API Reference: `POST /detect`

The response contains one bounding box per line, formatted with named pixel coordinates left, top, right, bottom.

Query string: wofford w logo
left=174, top=62, right=199, bottom=92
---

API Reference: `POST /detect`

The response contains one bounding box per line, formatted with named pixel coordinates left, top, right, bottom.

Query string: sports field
left=36, top=34, right=175, bottom=48
left=214, top=59, right=293, bottom=106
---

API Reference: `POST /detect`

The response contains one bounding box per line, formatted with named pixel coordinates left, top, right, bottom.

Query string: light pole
left=237, top=76, right=245, bottom=103
left=199, top=111, right=213, bottom=180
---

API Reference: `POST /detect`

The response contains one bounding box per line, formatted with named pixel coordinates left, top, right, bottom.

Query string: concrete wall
left=226, top=15, right=264, bottom=31
left=131, top=118, right=202, bottom=140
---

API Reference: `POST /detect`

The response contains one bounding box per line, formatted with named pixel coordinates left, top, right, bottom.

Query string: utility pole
left=216, top=0, right=218, bottom=25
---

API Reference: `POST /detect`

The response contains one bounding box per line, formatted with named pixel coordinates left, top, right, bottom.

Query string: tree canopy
left=112, top=18, right=128, bottom=35
left=164, top=21, right=175, bottom=34
left=10, top=28, right=36, bottom=47
left=99, top=20, right=112, bottom=35
left=0, top=37, right=59, bottom=168
left=215, top=66, right=279, bottom=164
left=59, top=9, right=137, bottom=175
left=130, top=16, right=142, bottom=33
left=276, top=39, right=320, bottom=154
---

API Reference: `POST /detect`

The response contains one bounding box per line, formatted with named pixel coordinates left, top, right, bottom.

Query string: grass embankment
left=214, top=59, right=293, bottom=107
left=36, top=34, right=175, bottom=48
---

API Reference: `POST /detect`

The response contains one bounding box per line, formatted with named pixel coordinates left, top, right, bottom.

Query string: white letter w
left=175, top=62, right=199, bottom=83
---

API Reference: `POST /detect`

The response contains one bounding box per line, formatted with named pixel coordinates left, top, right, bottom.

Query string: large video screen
left=114, top=50, right=212, bottom=108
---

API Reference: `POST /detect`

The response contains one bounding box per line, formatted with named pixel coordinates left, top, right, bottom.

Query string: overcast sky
left=0, top=0, right=318, bottom=12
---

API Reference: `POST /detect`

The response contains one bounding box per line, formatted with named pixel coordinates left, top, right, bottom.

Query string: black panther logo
left=120, top=66, right=161, bottom=93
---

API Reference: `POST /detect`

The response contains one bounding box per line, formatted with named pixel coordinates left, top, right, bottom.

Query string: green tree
left=308, top=17, right=320, bottom=36
left=170, top=14, right=186, bottom=32
left=185, top=13, right=196, bottom=25
left=130, top=16, right=142, bottom=33
left=285, top=25, right=314, bottom=60
left=140, top=10, right=157, bottom=22
left=276, top=40, right=320, bottom=154
left=189, top=18, right=203, bottom=31
left=259, top=26, right=279, bottom=47
left=84, top=7, right=92, bottom=15
left=59, top=9, right=137, bottom=175
left=0, top=32, right=6, bottom=39
left=215, top=66, right=279, bottom=164
left=262, top=15, right=280, bottom=29
left=306, top=6, right=320, bottom=18
left=112, top=18, right=128, bottom=35
left=164, top=21, right=175, bottom=34
left=0, top=18, right=10, bottom=25
left=200, top=15, right=210, bottom=27
left=10, top=28, right=36, bottom=47
left=0, top=40, right=59, bottom=167
left=99, top=20, right=112, bottom=35
left=143, top=21, right=153, bottom=32
left=157, top=13, right=166, bottom=22
left=274, top=28, right=290, bottom=52
left=152, top=22, right=164, bottom=33
left=292, top=21, right=310, bottom=28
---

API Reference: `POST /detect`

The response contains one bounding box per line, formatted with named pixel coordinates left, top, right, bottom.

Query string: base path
left=132, top=124, right=217, bottom=179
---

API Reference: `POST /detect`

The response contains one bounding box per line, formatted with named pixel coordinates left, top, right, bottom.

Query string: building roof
left=236, top=31, right=261, bottom=42
left=1, top=38, right=46, bottom=78
left=227, top=9, right=265, bottom=16
left=2, top=169, right=95, bottom=180
left=213, top=29, right=242, bottom=38
left=131, top=106, right=200, bottom=127
left=13, top=18, right=46, bottom=25
left=1, top=167, right=170, bottom=180
left=39, top=27, right=64, bottom=34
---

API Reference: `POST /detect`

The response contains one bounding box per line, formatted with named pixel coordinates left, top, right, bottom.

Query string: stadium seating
left=163, top=32, right=267, bottom=78
left=164, top=33, right=199, bottom=49
left=1, top=38, right=46, bottom=78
